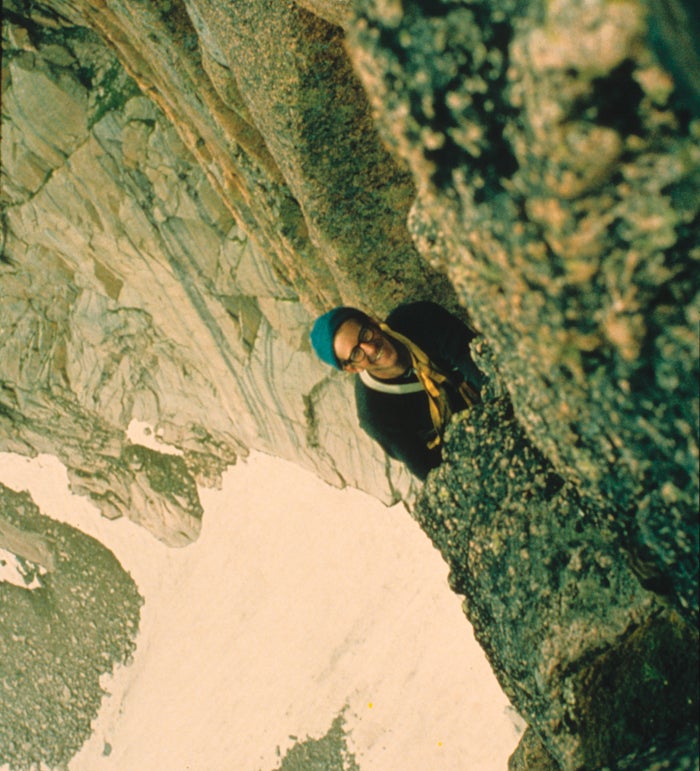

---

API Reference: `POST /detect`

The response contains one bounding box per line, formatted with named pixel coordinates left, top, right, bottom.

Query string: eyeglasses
left=340, top=324, right=379, bottom=368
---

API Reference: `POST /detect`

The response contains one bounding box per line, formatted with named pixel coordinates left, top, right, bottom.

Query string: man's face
left=333, top=318, right=407, bottom=379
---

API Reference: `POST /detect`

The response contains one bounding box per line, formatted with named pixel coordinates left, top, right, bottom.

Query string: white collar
left=359, top=369, right=425, bottom=394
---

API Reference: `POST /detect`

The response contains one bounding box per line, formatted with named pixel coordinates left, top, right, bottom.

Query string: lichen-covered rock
left=613, top=729, right=700, bottom=771
left=508, top=728, right=560, bottom=771
left=415, top=400, right=698, bottom=769
left=511, top=726, right=700, bottom=771
left=0, top=484, right=142, bottom=769
left=348, top=0, right=699, bottom=623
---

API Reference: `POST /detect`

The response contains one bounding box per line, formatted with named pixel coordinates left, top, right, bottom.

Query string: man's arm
left=355, top=383, right=440, bottom=481
left=359, top=416, right=438, bottom=481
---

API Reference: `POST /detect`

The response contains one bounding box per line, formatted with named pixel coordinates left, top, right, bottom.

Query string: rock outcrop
left=348, top=0, right=699, bottom=620
left=0, top=484, right=142, bottom=769
left=1, top=0, right=698, bottom=768
left=416, top=393, right=698, bottom=769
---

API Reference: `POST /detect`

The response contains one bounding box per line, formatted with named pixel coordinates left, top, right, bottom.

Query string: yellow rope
left=379, top=323, right=477, bottom=449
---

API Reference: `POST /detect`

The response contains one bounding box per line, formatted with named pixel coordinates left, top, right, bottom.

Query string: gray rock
left=348, top=0, right=699, bottom=623
left=416, top=399, right=698, bottom=769
left=1, top=9, right=412, bottom=543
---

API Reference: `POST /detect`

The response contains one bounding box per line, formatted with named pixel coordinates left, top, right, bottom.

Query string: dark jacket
left=355, top=301, right=483, bottom=480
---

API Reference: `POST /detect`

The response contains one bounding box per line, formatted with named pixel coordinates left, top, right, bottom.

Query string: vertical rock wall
left=416, top=395, right=698, bottom=769
left=348, top=0, right=699, bottom=619
left=1, top=3, right=422, bottom=547
left=344, top=1, right=698, bottom=765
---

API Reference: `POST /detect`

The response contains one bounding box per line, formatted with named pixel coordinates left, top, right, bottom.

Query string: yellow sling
left=379, top=323, right=478, bottom=449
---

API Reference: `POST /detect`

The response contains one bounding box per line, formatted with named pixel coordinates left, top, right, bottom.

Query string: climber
left=310, top=300, right=484, bottom=480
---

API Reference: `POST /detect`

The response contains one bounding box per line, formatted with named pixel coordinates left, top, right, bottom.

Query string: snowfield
left=0, top=450, right=522, bottom=771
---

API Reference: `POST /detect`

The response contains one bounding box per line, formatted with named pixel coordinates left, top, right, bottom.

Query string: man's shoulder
left=386, top=300, right=472, bottom=341
left=354, top=373, right=424, bottom=434
left=354, top=375, right=387, bottom=425
left=386, top=300, right=447, bottom=326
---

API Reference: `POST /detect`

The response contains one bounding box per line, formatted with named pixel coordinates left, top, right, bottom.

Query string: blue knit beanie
left=310, top=307, right=366, bottom=369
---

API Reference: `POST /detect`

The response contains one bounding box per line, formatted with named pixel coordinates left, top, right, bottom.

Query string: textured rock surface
left=1, top=5, right=420, bottom=546
left=416, top=396, right=698, bottom=769
left=273, top=710, right=360, bottom=771
left=348, top=0, right=699, bottom=621
left=0, top=484, right=142, bottom=769
left=1, top=0, right=698, bottom=769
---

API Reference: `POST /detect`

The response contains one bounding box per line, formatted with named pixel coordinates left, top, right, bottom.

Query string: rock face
left=415, top=394, right=698, bottom=769
left=1, top=0, right=698, bottom=769
left=1, top=0, right=424, bottom=544
left=348, top=0, right=699, bottom=620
